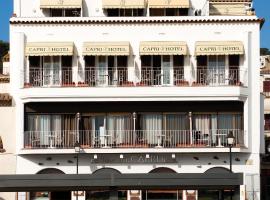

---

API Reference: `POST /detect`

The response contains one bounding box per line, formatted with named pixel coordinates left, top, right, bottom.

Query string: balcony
left=24, top=129, right=245, bottom=149
left=23, top=67, right=246, bottom=88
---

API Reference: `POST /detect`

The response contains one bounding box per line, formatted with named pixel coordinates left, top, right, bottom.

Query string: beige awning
left=195, top=41, right=244, bottom=56
left=140, top=41, right=187, bottom=55
left=26, top=42, right=74, bottom=56
left=102, top=0, right=146, bottom=9
left=209, top=2, right=248, bottom=16
left=148, top=0, right=190, bottom=8
left=83, top=42, right=130, bottom=56
left=40, top=0, right=82, bottom=8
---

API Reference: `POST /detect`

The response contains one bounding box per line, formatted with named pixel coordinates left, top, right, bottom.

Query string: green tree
left=260, top=48, right=270, bottom=56
left=0, top=40, right=9, bottom=68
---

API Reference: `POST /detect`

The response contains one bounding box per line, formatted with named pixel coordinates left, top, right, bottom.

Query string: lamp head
left=227, top=131, right=235, bottom=146
left=74, top=141, right=81, bottom=153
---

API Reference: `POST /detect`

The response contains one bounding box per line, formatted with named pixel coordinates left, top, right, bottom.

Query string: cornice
left=10, top=16, right=264, bottom=26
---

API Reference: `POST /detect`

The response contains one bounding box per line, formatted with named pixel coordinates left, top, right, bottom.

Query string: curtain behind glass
left=52, top=56, right=61, bottom=85
left=39, top=115, right=50, bottom=146
left=51, top=115, right=61, bottom=146
left=218, top=114, right=242, bottom=130
left=165, top=114, right=189, bottom=145
left=107, top=115, right=131, bottom=144
left=192, top=114, right=217, bottom=144
left=81, top=117, right=93, bottom=147
left=141, top=114, right=162, bottom=145
left=61, top=115, right=76, bottom=147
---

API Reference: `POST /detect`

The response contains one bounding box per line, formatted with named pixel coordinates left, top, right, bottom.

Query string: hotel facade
left=8, top=0, right=264, bottom=199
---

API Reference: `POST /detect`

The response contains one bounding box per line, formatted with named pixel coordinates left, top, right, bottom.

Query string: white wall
left=0, top=107, right=16, bottom=200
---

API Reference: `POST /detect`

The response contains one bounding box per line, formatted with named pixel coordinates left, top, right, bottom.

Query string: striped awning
left=25, top=42, right=74, bottom=56
left=195, top=41, right=244, bottom=56
left=102, top=0, right=146, bottom=9
left=83, top=42, right=130, bottom=56
left=209, top=2, right=249, bottom=16
left=140, top=41, right=187, bottom=55
left=148, top=0, right=190, bottom=8
left=40, top=0, right=82, bottom=9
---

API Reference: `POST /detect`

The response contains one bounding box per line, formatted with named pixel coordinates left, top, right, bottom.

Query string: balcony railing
left=24, top=129, right=245, bottom=149
left=23, top=67, right=246, bottom=88
left=195, top=68, right=242, bottom=86
left=24, top=67, right=73, bottom=87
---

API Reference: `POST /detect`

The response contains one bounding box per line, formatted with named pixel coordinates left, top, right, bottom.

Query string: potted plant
left=24, top=82, right=32, bottom=88
left=77, top=81, right=88, bottom=87
left=175, top=80, right=189, bottom=86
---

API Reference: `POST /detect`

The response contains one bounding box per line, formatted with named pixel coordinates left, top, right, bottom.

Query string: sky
left=0, top=0, right=269, bottom=48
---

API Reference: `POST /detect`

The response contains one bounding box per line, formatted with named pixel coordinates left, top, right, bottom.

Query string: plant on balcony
left=61, top=82, right=76, bottom=87
left=236, top=81, right=243, bottom=86
left=24, top=82, right=32, bottom=88
left=192, top=81, right=203, bottom=86
left=121, top=81, right=134, bottom=87
left=136, top=82, right=148, bottom=87
left=175, top=80, right=189, bottom=86
left=77, top=81, right=88, bottom=87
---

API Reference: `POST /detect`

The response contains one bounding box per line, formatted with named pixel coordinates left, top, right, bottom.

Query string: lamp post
left=227, top=131, right=235, bottom=200
left=74, top=141, right=81, bottom=200
left=133, top=112, right=137, bottom=145
left=227, top=131, right=235, bottom=172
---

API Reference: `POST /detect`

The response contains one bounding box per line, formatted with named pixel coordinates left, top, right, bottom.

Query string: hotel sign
left=195, top=41, right=244, bottom=55
left=140, top=41, right=187, bottom=55
left=26, top=42, right=74, bottom=56
left=90, top=154, right=177, bottom=164
left=83, top=42, right=130, bottom=56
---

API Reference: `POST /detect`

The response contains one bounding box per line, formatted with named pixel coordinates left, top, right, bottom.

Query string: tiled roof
left=10, top=16, right=264, bottom=27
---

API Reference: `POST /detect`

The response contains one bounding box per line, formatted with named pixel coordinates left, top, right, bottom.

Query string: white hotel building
left=5, top=0, right=264, bottom=199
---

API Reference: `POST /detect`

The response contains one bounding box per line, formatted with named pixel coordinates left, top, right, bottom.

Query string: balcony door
left=27, top=115, right=61, bottom=148
left=95, top=56, right=128, bottom=86
left=162, top=55, right=173, bottom=85
left=96, top=56, right=108, bottom=86
left=43, top=56, right=61, bottom=87
left=208, top=55, right=225, bottom=85
left=107, top=114, right=132, bottom=145
left=140, top=114, right=162, bottom=146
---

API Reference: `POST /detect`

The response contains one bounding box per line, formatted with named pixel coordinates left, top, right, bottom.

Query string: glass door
left=92, top=116, right=106, bottom=147
left=162, top=55, right=172, bottom=85
left=97, top=56, right=108, bottom=86
left=208, top=56, right=225, bottom=86
left=43, top=56, right=61, bottom=86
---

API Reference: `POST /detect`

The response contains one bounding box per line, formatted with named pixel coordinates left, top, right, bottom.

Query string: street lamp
left=74, top=141, right=81, bottom=200
left=227, top=131, right=235, bottom=172
left=227, top=131, right=235, bottom=200
left=74, top=141, right=81, bottom=174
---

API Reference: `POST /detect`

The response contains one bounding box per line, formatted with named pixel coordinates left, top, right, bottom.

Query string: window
left=106, top=9, right=144, bottom=17
left=150, top=8, right=188, bottom=16
left=28, top=56, right=73, bottom=87
left=141, top=55, right=184, bottom=85
left=264, top=81, right=270, bottom=95
left=81, top=115, right=132, bottom=147
left=197, top=55, right=226, bottom=85
left=26, top=114, right=75, bottom=148
left=50, top=9, right=81, bottom=17
left=84, top=56, right=128, bottom=86
left=265, top=114, right=270, bottom=131
left=192, top=113, right=243, bottom=145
